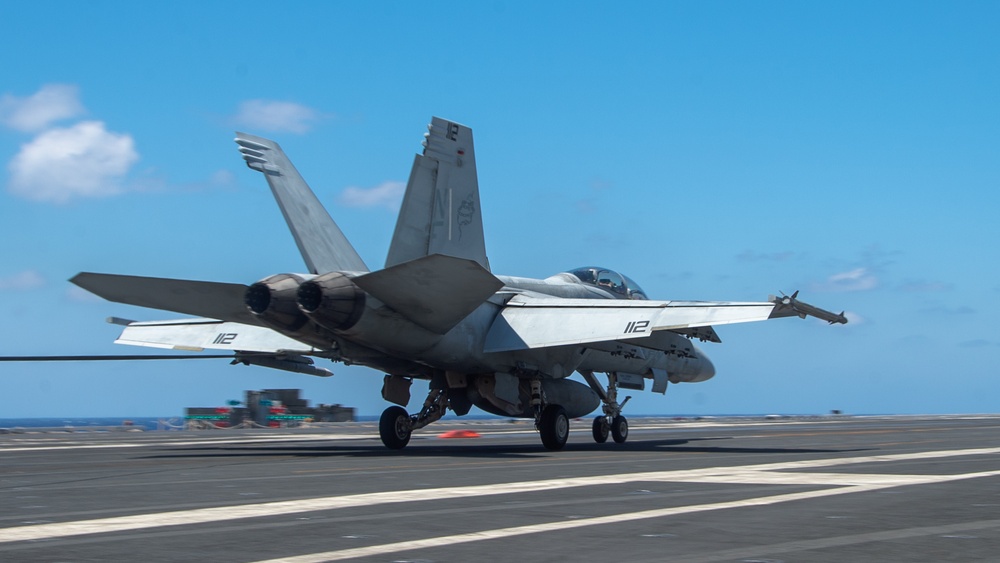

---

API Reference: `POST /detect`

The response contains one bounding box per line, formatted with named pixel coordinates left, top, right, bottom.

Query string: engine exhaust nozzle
left=244, top=273, right=309, bottom=331
left=297, top=272, right=365, bottom=331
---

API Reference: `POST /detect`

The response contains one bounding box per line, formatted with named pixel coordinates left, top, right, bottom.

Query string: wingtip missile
left=769, top=292, right=848, bottom=324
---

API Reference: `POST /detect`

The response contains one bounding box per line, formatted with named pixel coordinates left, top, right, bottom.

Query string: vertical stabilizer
left=385, top=117, right=490, bottom=271
left=235, top=132, right=369, bottom=274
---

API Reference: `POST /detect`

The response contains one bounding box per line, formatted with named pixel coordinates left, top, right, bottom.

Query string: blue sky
left=1, top=2, right=998, bottom=418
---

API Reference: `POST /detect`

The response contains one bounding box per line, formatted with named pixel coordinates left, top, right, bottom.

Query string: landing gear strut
left=377, top=387, right=449, bottom=450
left=580, top=370, right=631, bottom=445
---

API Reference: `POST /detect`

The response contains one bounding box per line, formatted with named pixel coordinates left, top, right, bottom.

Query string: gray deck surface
left=2, top=415, right=999, bottom=562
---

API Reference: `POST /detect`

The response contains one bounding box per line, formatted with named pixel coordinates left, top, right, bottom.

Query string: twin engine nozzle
left=244, top=272, right=366, bottom=333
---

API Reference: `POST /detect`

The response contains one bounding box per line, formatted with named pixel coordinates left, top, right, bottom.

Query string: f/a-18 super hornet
left=64, top=117, right=847, bottom=450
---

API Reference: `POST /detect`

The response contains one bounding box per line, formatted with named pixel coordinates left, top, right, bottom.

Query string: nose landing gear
left=592, top=415, right=609, bottom=443
left=580, top=370, right=631, bottom=445
left=610, top=414, right=628, bottom=443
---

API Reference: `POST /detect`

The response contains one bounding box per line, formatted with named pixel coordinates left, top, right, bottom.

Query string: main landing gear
left=538, top=404, right=570, bottom=450
left=526, top=379, right=571, bottom=451
left=581, top=370, right=630, bottom=445
left=377, top=376, right=608, bottom=451
left=378, top=388, right=448, bottom=450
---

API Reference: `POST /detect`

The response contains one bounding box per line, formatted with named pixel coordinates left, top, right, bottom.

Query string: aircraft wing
left=484, top=294, right=845, bottom=352
left=114, top=318, right=314, bottom=353
left=112, top=318, right=332, bottom=377
left=71, top=273, right=260, bottom=326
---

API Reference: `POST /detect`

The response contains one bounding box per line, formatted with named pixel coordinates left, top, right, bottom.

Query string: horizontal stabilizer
left=71, top=273, right=259, bottom=326
left=115, top=318, right=313, bottom=353
left=352, top=254, right=503, bottom=334
left=235, top=132, right=368, bottom=274
left=485, top=296, right=777, bottom=352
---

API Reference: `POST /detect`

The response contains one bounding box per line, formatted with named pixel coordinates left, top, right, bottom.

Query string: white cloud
left=338, top=181, right=406, bottom=211
left=0, top=270, right=45, bottom=291
left=7, top=121, right=139, bottom=203
left=233, top=100, right=325, bottom=134
left=812, top=267, right=878, bottom=292
left=0, top=84, right=85, bottom=132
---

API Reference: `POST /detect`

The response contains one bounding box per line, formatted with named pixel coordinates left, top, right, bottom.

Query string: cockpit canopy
left=567, top=267, right=649, bottom=300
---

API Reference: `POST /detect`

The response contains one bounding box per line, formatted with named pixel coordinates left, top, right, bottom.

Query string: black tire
left=592, top=415, right=609, bottom=443
left=611, top=415, right=628, bottom=444
left=539, top=405, right=570, bottom=450
left=379, top=406, right=411, bottom=450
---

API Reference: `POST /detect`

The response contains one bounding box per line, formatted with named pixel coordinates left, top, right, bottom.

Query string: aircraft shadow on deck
left=141, top=437, right=872, bottom=460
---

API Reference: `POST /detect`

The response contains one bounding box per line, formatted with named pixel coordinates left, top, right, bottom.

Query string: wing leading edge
left=484, top=294, right=845, bottom=353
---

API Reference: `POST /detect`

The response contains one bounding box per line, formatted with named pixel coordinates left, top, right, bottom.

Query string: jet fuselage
left=255, top=268, right=715, bottom=388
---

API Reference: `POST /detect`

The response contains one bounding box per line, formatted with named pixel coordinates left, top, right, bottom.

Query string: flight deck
left=2, top=415, right=999, bottom=562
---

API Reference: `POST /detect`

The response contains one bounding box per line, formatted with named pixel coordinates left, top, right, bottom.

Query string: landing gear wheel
left=611, top=415, right=629, bottom=444
left=379, top=406, right=412, bottom=450
left=592, top=416, right=609, bottom=443
left=539, top=405, right=570, bottom=450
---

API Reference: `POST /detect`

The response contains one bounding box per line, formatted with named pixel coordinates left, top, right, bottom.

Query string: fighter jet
left=65, top=117, right=847, bottom=450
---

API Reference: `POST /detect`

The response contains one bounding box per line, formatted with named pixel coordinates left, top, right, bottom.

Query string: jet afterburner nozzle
left=244, top=273, right=310, bottom=331
left=297, top=272, right=366, bottom=331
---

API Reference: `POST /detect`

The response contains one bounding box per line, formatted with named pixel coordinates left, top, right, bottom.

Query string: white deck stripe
left=1, top=446, right=999, bottom=545
left=0, top=434, right=375, bottom=452
left=251, top=481, right=986, bottom=563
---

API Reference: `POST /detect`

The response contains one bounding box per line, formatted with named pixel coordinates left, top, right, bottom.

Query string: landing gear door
left=382, top=374, right=412, bottom=406
left=651, top=368, right=669, bottom=394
